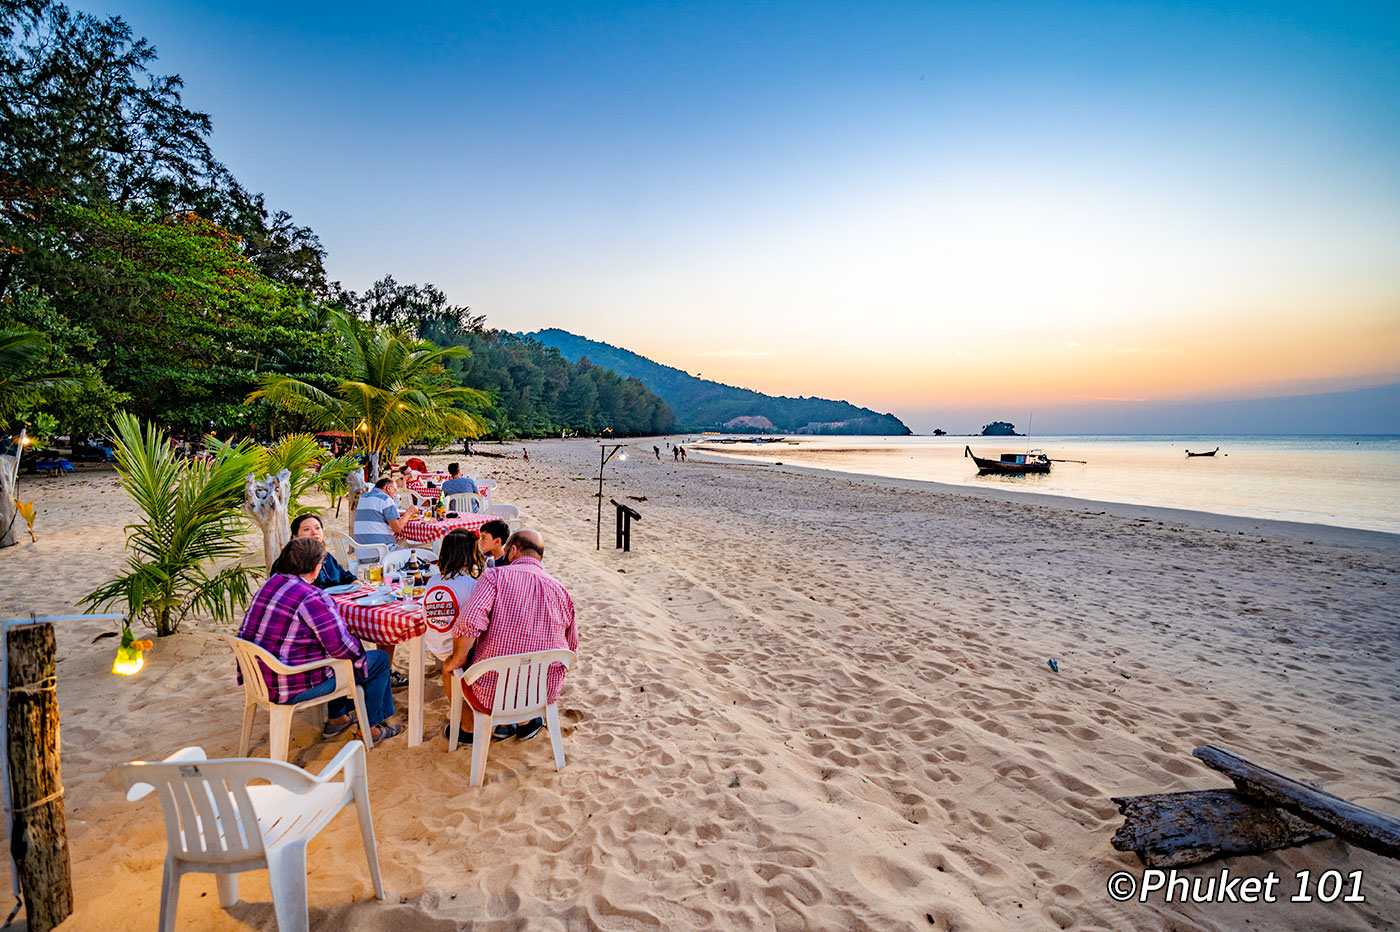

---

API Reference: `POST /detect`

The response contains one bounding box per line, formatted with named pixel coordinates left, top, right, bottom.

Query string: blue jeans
left=288, top=650, right=394, bottom=728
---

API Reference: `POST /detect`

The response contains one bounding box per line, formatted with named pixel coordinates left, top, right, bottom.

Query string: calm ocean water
left=690, top=435, right=1400, bottom=536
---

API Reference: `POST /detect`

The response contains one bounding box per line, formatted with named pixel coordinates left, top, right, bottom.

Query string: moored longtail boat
left=964, top=445, right=1052, bottom=475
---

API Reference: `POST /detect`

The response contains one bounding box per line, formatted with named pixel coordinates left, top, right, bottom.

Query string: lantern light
left=112, top=625, right=152, bottom=676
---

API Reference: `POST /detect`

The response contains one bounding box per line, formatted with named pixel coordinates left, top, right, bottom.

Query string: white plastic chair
left=484, top=503, right=519, bottom=521
left=221, top=634, right=372, bottom=762
left=476, top=479, right=497, bottom=493
left=325, top=528, right=387, bottom=571
left=445, top=492, right=482, bottom=514
left=117, top=742, right=386, bottom=932
left=382, top=548, right=438, bottom=575
left=449, top=649, right=575, bottom=786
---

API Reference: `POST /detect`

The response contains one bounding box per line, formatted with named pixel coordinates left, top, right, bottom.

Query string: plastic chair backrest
left=485, top=503, right=519, bottom=521
left=465, top=649, right=575, bottom=717
left=446, top=493, right=481, bottom=514
left=324, top=528, right=354, bottom=568
left=225, top=635, right=278, bottom=705
left=119, top=749, right=318, bottom=865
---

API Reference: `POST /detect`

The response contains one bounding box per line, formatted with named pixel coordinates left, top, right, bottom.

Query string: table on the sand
left=406, top=479, right=487, bottom=503
left=332, top=585, right=429, bottom=748
left=398, top=513, right=493, bottom=546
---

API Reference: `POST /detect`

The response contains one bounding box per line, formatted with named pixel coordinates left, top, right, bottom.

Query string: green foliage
left=442, top=331, right=675, bottom=438
left=249, top=312, right=489, bottom=461
left=80, top=411, right=264, bottom=636
left=0, top=326, right=91, bottom=431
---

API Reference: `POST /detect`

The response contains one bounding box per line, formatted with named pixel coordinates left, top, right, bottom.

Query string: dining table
left=331, top=584, right=430, bottom=747
left=406, top=478, right=487, bottom=503
left=398, top=512, right=494, bottom=545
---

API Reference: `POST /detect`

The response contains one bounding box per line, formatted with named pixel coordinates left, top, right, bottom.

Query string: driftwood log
left=1112, top=790, right=1332, bottom=867
left=1195, top=745, right=1400, bottom=860
left=6, top=622, right=73, bottom=930
left=244, top=469, right=292, bottom=573
left=1112, top=746, right=1400, bottom=867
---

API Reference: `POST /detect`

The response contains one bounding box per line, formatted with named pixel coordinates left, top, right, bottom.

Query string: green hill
left=524, top=329, right=911, bottom=435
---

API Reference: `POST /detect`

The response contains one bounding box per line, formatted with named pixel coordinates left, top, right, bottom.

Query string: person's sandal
left=372, top=723, right=405, bottom=742
left=322, top=713, right=357, bottom=738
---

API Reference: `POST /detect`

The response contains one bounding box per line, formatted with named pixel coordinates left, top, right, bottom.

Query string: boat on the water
left=964, top=445, right=1051, bottom=475
left=1185, top=447, right=1219, bottom=457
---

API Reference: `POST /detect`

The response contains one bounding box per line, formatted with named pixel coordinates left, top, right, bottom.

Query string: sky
left=71, top=1, right=1400, bottom=433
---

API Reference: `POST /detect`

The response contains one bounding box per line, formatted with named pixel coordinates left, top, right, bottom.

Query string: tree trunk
left=5, top=622, right=73, bottom=931
left=243, top=469, right=291, bottom=573
left=1111, top=789, right=1332, bottom=867
left=347, top=470, right=371, bottom=539
left=0, top=453, right=17, bottom=549
left=1195, top=745, right=1400, bottom=860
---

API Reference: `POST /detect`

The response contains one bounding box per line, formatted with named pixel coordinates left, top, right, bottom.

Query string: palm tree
left=247, top=313, right=488, bottom=470
left=0, top=328, right=91, bottom=428
left=81, top=412, right=266, bottom=636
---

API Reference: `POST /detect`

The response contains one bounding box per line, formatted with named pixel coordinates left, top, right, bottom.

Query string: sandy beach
left=3, top=437, right=1397, bottom=931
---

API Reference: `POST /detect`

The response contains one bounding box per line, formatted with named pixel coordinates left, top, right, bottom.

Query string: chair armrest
left=310, top=739, right=365, bottom=787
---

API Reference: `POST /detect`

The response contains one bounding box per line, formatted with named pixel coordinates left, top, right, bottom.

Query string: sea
left=689, top=435, right=1400, bottom=536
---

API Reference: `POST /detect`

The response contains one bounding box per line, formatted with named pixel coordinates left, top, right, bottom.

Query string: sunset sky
left=75, top=1, right=1400, bottom=432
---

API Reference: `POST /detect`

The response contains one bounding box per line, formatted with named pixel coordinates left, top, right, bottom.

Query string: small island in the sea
left=980, top=421, right=1021, bottom=436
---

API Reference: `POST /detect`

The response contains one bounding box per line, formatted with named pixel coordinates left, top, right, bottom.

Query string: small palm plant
left=81, top=412, right=265, bottom=636
left=209, top=433, right=360, bottom=516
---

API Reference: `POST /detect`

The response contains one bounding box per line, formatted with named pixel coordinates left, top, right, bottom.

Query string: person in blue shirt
left=440, top=462, right=478, bottom=498
left=290, top=513, right=356, bottom=589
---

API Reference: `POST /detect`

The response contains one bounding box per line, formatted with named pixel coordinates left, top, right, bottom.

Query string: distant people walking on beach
left=678, top=446, right=687, bottom=461
left=653, top=445, right=661, bottom=460
left=523, top=447, right=529, bottom=460
left=673, top=447, right=679, bottom=461
left=445, top=529, right=577, bottom=742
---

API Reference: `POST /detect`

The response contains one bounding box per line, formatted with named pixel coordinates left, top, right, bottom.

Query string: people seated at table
left=421, top=528, right=486, bottom=716
left=290, top=513, right=356, bottom=589
left=440, top=462, right=478, bottom=500
left=355, top=476, right=418, bottom=549
left=238, top=537, right=403, bottom=742
left=444, top=530, right=577, bottom=745
left=353, top=476, right=418, bottom=689
left=477, top=519, right=510, bottom=567
left=398, top=463, right=420, bottom=484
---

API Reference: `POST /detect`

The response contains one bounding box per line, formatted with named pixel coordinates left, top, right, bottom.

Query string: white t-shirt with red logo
left=422, top=572, right=478, bottom=659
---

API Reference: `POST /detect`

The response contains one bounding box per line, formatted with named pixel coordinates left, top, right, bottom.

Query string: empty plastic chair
left=484, top=503, right=519, bottom=521
left=117, top=742, right=386, bottom=932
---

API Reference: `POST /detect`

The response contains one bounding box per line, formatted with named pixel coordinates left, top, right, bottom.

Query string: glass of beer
left=368, top=564, right=384, bottom=584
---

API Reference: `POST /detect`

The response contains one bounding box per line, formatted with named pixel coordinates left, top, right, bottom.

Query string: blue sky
left=72, top=1, right=1400, bottom=432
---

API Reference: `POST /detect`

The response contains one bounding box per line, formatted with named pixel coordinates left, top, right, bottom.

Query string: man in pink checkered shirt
left=445, top=529, right=577, bottom=743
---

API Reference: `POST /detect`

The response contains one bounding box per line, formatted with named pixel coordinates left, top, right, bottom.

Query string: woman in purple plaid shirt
left=238, top=537, right=403, bottom=742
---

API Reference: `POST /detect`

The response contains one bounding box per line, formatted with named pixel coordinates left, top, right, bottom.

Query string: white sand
left=3, top=438, right=1397, bottom=931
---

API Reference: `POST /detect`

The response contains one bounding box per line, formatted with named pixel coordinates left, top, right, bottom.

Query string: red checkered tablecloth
left=407, top=478, right=487, bottom=503
left=398, top=513, right=493, bottom=544
left=331, top=586, right=426, bottom=644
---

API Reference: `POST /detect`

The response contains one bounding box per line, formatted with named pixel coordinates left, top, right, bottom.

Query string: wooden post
left=5, top=622, right=72, bottom=930
left=610, top=500, right=641, bottom=552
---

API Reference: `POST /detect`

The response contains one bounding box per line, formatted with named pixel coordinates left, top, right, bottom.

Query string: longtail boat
left=1185, top=447, right=1219, bottom=457
left=964, top=445, right=1051, bottom=475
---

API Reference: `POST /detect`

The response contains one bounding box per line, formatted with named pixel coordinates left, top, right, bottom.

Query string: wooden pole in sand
left=4, top=621, right=72, bottom=931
